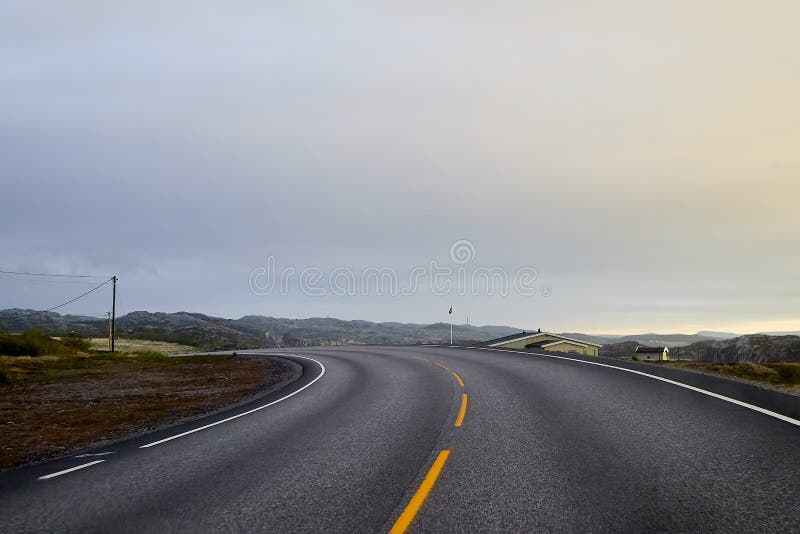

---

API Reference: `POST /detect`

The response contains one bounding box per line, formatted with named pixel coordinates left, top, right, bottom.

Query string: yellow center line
left=451, top=371, right=465, bottom=387
left=389, top=449, right=451, bottom=534
left=434, top=361, right=450, bottom=371
left=455, top=393, right=468, bottom=427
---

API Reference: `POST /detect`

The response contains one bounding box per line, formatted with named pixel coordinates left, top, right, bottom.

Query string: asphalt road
left=1, top=346, right=798, bottom=533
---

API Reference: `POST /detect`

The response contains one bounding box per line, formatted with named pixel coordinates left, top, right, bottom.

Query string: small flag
left=448, top=306, right=453, bottom=315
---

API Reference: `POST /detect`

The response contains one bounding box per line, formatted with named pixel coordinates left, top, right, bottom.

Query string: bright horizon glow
left=578, top=317, right=800, bottom=337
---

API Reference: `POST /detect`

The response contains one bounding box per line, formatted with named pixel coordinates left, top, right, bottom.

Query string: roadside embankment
left=0, top=351, right=300, bottom=470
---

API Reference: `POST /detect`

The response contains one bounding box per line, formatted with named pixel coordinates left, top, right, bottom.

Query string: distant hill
left=563, top=332, right=717, bottom=347
left=558, top=333, right=615, bottom=345
left=0, top=309, right=520, bottom=350
left=697, top=331, right=740, bottom=340
left=758, top=331, right=800, bottom=336
left=0, top=309, right=266, bottom=351
left=1, top=309, right=795, bottom=357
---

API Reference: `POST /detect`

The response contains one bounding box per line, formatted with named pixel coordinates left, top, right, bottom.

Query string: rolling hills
left=1, top=309, right=797, bottom=361
left=0, top=309, right=520, bottom=350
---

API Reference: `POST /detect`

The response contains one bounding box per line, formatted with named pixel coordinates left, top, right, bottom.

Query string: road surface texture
left=1, top=346, right=798, bottom=533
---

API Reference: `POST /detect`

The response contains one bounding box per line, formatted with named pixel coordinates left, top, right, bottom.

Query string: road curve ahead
left=0, top=346, right=798, bottom=533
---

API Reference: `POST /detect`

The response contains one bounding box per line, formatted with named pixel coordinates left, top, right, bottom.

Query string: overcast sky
left=1, top=1, right=798, bottom=334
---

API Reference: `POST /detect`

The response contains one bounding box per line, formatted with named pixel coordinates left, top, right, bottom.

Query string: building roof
left=480, top=331, right=536, bottom=346
left=635, top=346, right=669, bottom=353
left=483, top=331, right=602, bottom=348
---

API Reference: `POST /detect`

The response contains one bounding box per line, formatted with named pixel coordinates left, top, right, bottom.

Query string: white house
left=635, top=346, right=669, bottom=361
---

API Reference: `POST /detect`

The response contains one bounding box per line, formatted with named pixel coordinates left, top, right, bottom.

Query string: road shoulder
left=473, top=347, right=800, bottom=421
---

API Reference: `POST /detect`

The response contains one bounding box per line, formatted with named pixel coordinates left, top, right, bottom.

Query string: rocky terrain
left=669, top=334, right=800, bottom=363
left=566, top=332, right=721, bottom=347
left=601, top=335, right=800, bottom=363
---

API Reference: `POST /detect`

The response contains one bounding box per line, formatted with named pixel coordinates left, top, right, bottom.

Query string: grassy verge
left=655, top=361, right=800, bottom=394
left=0, top=331, right=296, bottom=470
left=0, top=351, right=224, bottom=385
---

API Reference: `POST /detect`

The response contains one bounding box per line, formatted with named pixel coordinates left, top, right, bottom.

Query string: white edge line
left=74, top=451, right=115, bottom=458
left=139, top=354, right=326, bottom=448
left=38, top=460, right=106, bottom=480
left=479, top=347, right=800, bottom=428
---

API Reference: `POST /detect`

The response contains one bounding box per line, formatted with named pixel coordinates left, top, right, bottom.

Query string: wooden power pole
left=111, top=276, right=117, bottom=352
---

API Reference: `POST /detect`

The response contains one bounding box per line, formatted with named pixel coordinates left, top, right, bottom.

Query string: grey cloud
left=1, top=1, right=798, bottom=333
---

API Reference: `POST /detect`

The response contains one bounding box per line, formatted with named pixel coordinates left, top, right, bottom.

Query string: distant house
left=635, top=346, right=669, bottom=361
left=481, top=330, right=601, bottom=356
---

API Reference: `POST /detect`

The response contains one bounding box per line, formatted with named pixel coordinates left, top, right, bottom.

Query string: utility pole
left=107, top=312, right=112, bottom=351
left=111, top=276, right=117, bottom=352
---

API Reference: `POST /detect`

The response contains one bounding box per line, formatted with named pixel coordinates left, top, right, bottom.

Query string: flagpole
left=448, top=305, right=454, bottom=345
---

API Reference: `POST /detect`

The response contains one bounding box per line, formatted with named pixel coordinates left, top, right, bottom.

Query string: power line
left=61, top=313, right=110, bottom=317
left=0, top=275, right=105, bottom=285
left=42, top=278, right=113, bottom=312
left=0, top=270, right=110, bottom=279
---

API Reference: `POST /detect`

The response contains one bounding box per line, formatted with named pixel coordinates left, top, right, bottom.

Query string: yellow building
left=483, top=331, right=601, bottom=356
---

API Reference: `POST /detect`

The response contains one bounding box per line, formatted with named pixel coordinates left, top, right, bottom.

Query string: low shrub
left=772, top=364, right=800, bottom=385
left=0, top=330, right=71, bottom=357
left=132, top=350, right=170, bottom=363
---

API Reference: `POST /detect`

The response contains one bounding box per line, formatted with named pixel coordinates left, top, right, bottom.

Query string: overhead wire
left=41, top=278, right=113, bottom=312
left=0, top=275, right=105, bottom=285
left=0, top=270, right=110, bottom=279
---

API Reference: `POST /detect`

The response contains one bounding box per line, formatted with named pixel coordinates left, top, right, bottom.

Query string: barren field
left=87, top=337, right=198, bottom=354
left=0, top=353, right=299, bottom=470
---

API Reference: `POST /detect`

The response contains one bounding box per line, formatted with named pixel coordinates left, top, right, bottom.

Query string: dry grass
left=86, top=338, right=198, bottom=355
left=657, top=361, right=800, bottom=394
left=0, top=353, right=292, bottom=470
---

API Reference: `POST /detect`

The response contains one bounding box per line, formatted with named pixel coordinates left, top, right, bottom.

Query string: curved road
left=1, top=346, right=798, bottom=533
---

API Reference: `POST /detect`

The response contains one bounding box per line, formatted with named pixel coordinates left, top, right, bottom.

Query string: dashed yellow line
left=455, top=394, right=468, bottom=427
left=434, top=361, right=465, bottom=388
left=389, top=449, right=451, bottom=534
left=389, top=361, right=467, bottom=532
left=451, top=371, right=464, bottom=387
